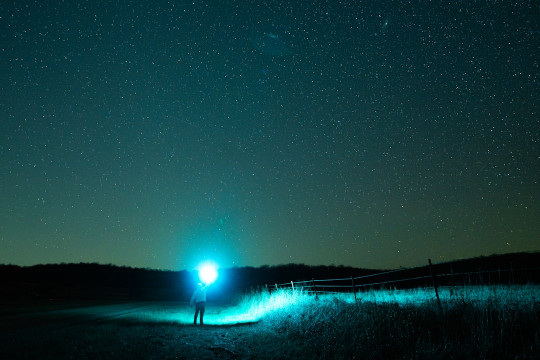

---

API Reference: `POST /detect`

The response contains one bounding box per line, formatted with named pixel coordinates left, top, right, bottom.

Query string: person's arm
left=190, top=291, right=196, bottom=306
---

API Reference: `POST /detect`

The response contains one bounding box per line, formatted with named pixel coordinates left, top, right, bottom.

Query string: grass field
left=1, top=285, right=538, bottom=359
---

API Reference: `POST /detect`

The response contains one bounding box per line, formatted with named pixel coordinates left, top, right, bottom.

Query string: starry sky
left=1, top=0, right=538, bottom=271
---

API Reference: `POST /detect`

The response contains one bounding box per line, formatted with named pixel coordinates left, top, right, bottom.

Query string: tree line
left=1, top=252, right=538, bottom=302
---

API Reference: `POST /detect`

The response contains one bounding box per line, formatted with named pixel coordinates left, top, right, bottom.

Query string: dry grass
left=246, top=285, right=540, bottom=359
left=0, top=285, right=538, bottom=359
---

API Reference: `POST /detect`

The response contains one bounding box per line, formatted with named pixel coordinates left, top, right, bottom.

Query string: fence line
left=266, top=260, right=540, bottom=301
left=352, top=267, right=419, bottom=281
left=353, top=275, right=433, bottom=289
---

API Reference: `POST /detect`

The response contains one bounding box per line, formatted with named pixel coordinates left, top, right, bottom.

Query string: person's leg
left=193, top=306, right=199, bottom=324
left=200, top=302, right=206, bottom=325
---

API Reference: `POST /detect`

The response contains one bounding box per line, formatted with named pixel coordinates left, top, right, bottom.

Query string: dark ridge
left=0, top=252, right=538, bottom=303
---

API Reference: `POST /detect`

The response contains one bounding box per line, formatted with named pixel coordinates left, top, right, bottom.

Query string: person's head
left=198, top=282, right=204, bottom=288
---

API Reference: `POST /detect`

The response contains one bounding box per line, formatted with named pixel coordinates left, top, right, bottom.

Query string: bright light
left=198, top=262, right=218, bottom=285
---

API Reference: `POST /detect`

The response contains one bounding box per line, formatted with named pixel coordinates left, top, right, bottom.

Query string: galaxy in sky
left=0, top=0, right=538, bottom=270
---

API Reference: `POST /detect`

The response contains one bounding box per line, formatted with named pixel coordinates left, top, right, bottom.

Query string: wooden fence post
left=312, top=278, right=318, bottom=300
left=291, top=281, right=295, bottom=293
left=428, top=259, right=443, bottom=314
left=351, top=276, right=357, bottom=302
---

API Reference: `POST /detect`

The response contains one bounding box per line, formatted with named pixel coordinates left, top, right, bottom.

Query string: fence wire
left=267, top=263, right=540, bottom=296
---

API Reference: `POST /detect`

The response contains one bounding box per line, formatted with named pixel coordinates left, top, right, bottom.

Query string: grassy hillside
left=242, top=285, right=540, bottom=359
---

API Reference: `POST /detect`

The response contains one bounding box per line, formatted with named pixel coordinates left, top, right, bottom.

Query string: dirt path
left=0, top=302, right=269, bottom=359
left=1, top=320, right=265, bottom=359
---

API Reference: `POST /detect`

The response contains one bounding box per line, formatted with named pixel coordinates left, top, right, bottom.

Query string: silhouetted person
left=190, top=282, right=209, bottom=325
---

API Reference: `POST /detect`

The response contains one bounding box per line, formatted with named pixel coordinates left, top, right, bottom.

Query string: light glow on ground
left=68, top=285, right=538, bottom=326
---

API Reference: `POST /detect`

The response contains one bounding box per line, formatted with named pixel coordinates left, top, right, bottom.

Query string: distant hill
left=430, top=252, right=539, bottom=275
left=1, top=252, right=538, bottom=303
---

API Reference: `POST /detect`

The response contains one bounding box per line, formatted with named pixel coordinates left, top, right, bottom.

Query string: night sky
left=1, top=1, right=538, bottom=271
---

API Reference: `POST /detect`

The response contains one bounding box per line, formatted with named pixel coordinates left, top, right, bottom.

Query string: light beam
left=198, top=261, right=218, bottom=285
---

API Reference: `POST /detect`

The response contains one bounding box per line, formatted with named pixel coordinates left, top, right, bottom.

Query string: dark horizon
left=2, top=250, right=538, bottom=273
left=2, top=252, right=538, bottom=306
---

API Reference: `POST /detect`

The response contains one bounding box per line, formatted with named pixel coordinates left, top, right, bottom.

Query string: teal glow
left=163, top=289, right=313, bottom=325
left=113, top=289, right=312, bottom=325
left=55, top=285, right=538, bottom=327
left=197, top=261, right=218, bottom=285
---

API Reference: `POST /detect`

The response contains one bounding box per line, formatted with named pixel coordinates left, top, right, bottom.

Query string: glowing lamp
left=198, top=262, right=218, bottom=285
